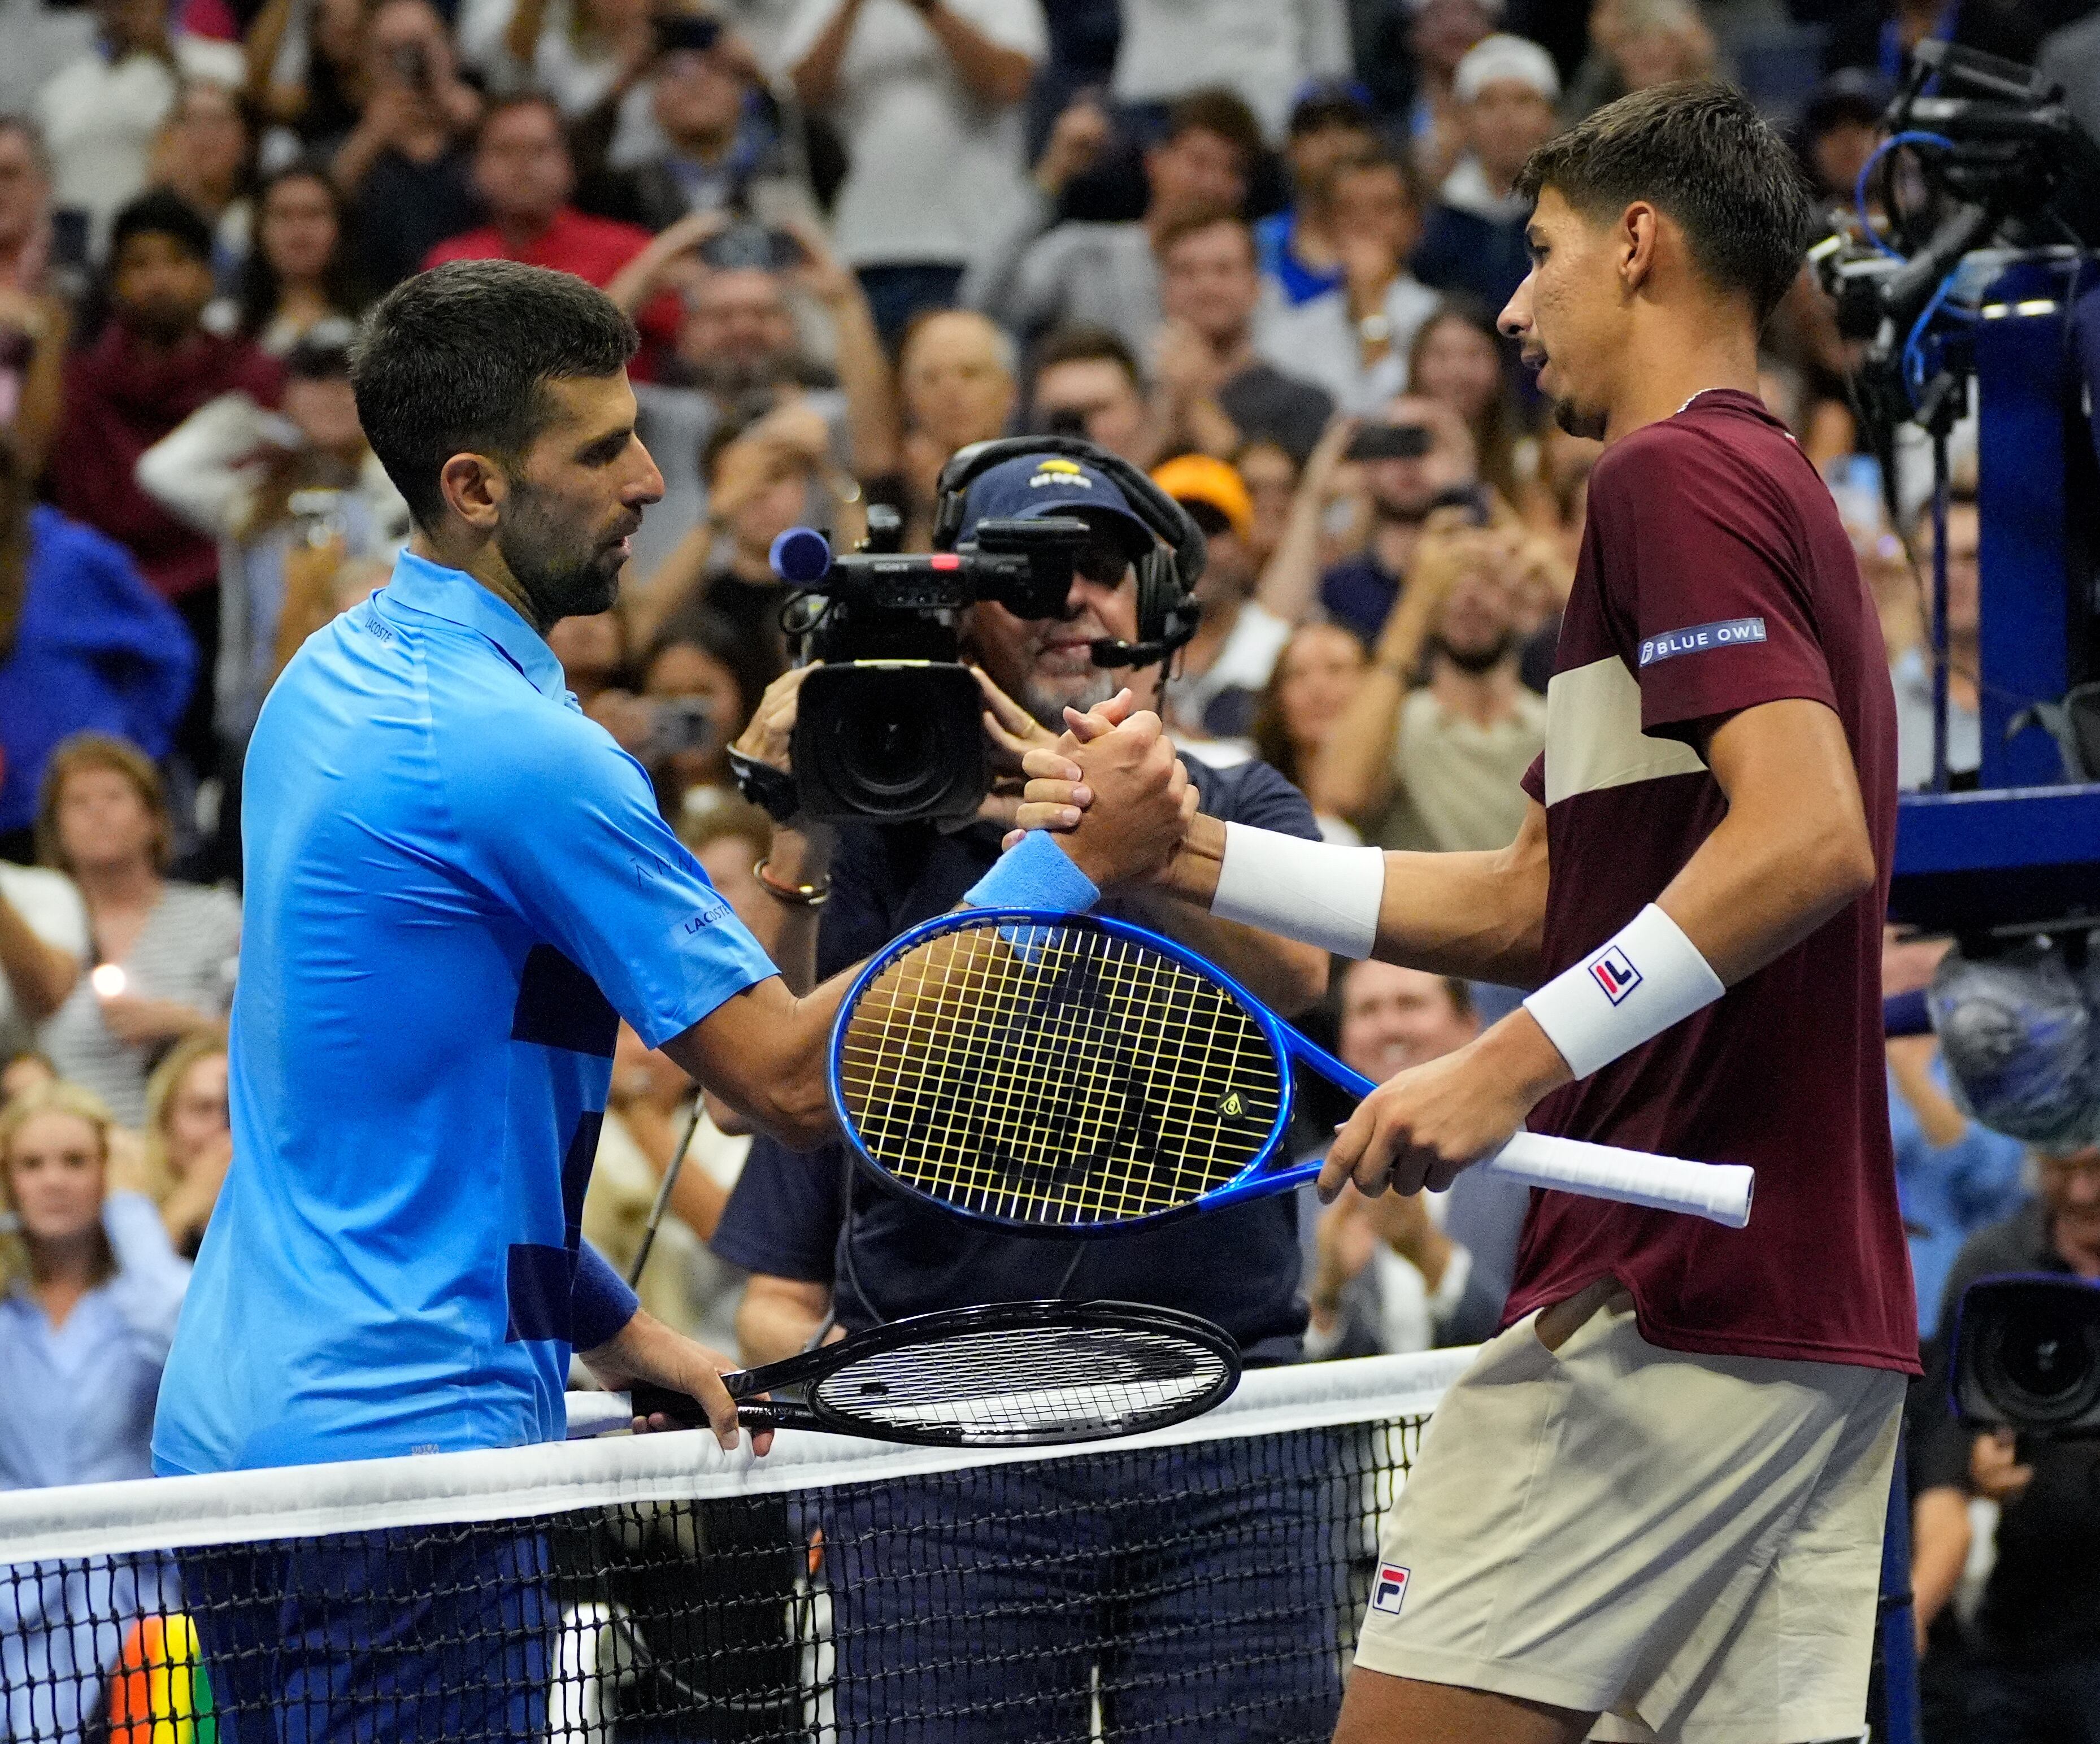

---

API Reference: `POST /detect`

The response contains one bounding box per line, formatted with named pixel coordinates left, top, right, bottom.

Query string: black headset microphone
left=931, top=436, right=1208, bottom=671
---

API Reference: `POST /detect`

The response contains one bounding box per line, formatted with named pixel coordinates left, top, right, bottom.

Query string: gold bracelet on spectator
left=754, top=856, right=831, bottom=907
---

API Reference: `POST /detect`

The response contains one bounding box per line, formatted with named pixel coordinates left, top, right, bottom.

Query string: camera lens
left=1984, top=1304, right=2100, bottom=1428
left=810, top=667, right=982, bottom=821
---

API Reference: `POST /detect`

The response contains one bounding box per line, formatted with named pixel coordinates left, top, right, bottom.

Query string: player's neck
left=410, top=532, right=553, bottom=638
left=1601, top=314, right=1760, bottom=446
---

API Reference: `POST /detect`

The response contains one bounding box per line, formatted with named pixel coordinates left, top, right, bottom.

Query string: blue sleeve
left=1210, top=760, right=1322, bottom=841
left=710, top=1136, right=844, bottom=1284
left=571, top=1240, right=640, bottom=1349
left=443, top=710, right=780, bottom=1047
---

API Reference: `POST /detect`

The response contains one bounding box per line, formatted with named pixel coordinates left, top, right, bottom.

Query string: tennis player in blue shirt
left=149, top=260, right=1187, bottom=1742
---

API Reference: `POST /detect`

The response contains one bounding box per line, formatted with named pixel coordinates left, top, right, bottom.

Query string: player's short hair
left=351, top=259, right=637, bottom=530
left=1514, top=81, right=1815, bottom=327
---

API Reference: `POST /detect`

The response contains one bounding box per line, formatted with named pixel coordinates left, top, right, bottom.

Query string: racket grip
left=1484, top=1131, right=1754, bottom=1229
left=627, top=1381, right=708, bottom=1425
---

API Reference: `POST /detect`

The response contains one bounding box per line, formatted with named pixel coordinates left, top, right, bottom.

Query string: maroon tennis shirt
left=1505, top=388, right=1919, bottom=1373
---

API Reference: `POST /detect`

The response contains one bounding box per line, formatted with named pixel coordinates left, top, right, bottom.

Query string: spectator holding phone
left=329, top=0, right=481, bottom=289
left=1311, top=520, right=1545, bottom=853
left=33, top=734, right=240, bottom=1127
left=1405, top=297, right=1541, bottom=515
left=786, top=0, right=1045, bottom=347
left=1307, top=392, right=1479, bottom=641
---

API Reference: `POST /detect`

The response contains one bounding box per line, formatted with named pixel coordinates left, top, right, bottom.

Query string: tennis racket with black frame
left=623, top=1298, right=1240, bottom=1447
left=827, top=908, right=1755, bottom=1235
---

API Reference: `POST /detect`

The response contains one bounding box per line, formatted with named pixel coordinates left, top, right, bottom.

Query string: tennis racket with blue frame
left=829, top=908, right=1754, bottom=1234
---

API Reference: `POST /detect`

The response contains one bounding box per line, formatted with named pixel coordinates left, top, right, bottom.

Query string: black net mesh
left=0, top=1412, right=1428, bottom=1744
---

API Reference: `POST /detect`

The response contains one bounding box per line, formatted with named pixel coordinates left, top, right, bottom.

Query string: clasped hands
left=1007, top=697, right=1567, bottom=1203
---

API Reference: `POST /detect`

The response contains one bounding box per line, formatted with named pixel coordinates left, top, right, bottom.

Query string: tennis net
left=0, top=1347, right=1469, bottom=1744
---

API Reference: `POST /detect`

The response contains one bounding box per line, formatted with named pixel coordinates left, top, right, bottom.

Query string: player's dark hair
left=1514, top=81, right=1815, bottom=327
left=350, top=259, right=637, bottom=530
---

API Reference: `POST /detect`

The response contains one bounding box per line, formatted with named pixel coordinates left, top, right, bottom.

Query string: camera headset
left=929, top=436, right=1207, bottom=671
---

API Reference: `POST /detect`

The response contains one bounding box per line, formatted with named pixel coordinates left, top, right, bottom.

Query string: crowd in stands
left=2, top=0, right=2097, bottom=1734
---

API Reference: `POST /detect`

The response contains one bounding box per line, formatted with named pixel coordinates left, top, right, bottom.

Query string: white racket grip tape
left=1209, top=823, right=1385, bottom=960
left=1482, top=1130, right=1754, bottom=1229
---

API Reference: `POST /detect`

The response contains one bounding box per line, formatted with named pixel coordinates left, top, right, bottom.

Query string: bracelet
left=754, top=857, right=831, bottom=908
left=1521, top=903, right=1724, bottom=1081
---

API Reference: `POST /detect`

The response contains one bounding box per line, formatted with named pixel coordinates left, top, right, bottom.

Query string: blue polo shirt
left=153, top=553, right=777, bottom=1475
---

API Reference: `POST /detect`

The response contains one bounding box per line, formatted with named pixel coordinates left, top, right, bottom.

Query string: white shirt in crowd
left=0, top=864, right=88, bottom=1064
left=780, top=0, right=1046, bottom=270
left=1111, top=0, right=1350, bottom=141
left=1257, top=274, right=1441, bottom=415
left=36, top=36, right=246, bottom=255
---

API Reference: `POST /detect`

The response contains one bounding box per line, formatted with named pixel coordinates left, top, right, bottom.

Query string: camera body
left=784, top=510, right=1095, bottom=824
left=1951, top=1274, right=2100, bottom=1436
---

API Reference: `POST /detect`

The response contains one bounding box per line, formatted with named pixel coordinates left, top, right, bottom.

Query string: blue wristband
left=963, top=828, right=1099, bottom=915
left=572, top=1240, right=641, bottom=1350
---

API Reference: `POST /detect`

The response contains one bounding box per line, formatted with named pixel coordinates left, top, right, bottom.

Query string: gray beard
left=1021, top=663, right=1120, bottom=728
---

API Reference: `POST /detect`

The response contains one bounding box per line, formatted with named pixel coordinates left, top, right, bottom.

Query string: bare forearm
left=331, top=123, right=389, bottom=197
left=629, top=522, right=713, bottom=646
left=736, top=1277, right=831, bottom=1367
left=0, top=903, right=78, bottom=1021
left=1250, top=495, right=1327, bottom=625
left=823, top=289, right=900, bottom=478
left=1160, top=814, right=1547, bottom=985
left=921, top=2, right=1033, bottom=104
left=790, top=0, right=862, bottom=107
left=740, top=827, right=832, bottom=997
left=1911, top=1486, right=1971, bottom=1636
left=1889, top=1038, right=1970, bottom=1149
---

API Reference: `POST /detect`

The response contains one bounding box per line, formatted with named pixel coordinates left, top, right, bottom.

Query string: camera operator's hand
left=973, top=666, right=1060, bottom=828
left=731, top=663, right=821, bottom=780
left=1971, top=1428, right=2034, bottom=1503
left=1042, top=712, right=1191, bottom=890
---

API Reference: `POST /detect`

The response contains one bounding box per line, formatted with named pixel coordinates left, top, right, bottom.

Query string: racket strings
left=807, top=1323, right=1234, bottom=1444
left=838, top=920, right=1284, bottom=1227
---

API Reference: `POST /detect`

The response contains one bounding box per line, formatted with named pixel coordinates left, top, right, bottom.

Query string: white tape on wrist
left=1523, top=903, right=1724, bottom=1081
left=1208, top=823, right=1385, bottom=960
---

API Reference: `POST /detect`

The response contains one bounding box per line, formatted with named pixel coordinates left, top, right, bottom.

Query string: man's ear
left=436, top=451, right=507, bottom=533
left=1618, top=201, right=1662, bottom=295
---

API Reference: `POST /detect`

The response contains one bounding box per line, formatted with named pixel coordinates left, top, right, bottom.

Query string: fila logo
left=1371, top=1563, right=1411, bottom=1615
left=1589, top=946, right=1642, bottom=1005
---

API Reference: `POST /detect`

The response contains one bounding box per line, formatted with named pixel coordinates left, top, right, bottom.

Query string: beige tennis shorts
left=1353, top=1290, right=1905, bottom=1743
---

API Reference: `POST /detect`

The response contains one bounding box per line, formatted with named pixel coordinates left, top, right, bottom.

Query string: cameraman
left=1916, top=1138, right=2100, bottom=1739
left=712, top=445, right=1333, bottom=1738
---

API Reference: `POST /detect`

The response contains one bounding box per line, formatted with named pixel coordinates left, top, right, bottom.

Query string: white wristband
left=1523, top=903, right=1724, bottom=1081
left=1208, top=823, right=1385, bottom=959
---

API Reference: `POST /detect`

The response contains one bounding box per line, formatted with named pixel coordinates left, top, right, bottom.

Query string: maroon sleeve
left=1585, top=426, right=1838, bottom=743
left=1521, top=751, right=1544, bottom=804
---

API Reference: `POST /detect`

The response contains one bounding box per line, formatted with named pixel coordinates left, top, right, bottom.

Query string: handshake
left=997, top=690, right=1198, bottom=894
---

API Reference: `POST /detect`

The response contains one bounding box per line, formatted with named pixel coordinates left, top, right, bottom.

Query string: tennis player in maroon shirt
left=1019, top=82, right=1917, bottom=1744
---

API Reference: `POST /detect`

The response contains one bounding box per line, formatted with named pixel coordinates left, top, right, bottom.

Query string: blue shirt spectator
left=1887, top=1039, right=2028, bottom=1337
left=0, top=504, right=193, bottom=845
left=153, top=551, right=776, bottom=1476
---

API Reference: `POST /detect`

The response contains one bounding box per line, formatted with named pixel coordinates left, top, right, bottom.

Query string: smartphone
left=647, top=697, right=718, bottom=759
left=699, top=223, right=806, bottom=273
left=1346, top=423, right=1433, bottom=462
left=655, top=14, right=723, bottom=54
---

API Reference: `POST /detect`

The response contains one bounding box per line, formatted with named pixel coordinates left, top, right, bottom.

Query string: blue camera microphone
left=769, top=527, right=833, bottom=586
